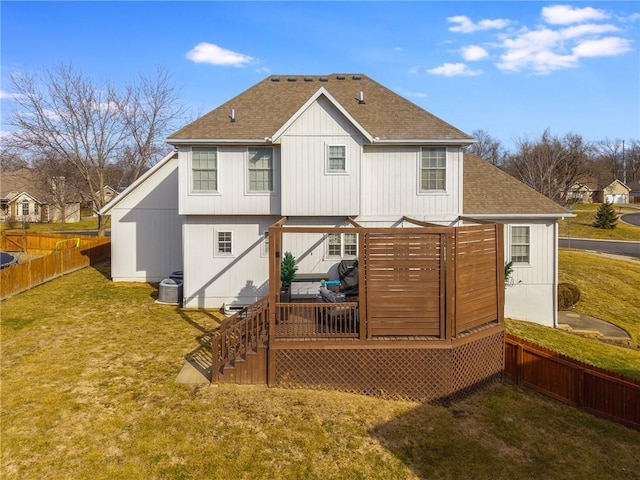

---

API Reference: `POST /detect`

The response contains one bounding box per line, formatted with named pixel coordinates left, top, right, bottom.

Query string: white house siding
left=110, top=157, right=183, bottom=282
left=361, top=146, right=462, bottom=222
left=502, top=219, right=558, bottom=327
left=178, top=146, right=281, bottom=216
left=280, top=97, right=362, bottom=216
left=182, top=215, right=281, bottom=308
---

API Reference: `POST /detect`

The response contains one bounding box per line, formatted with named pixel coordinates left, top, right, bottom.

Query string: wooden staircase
left=212, top=296, right=270, bottom=384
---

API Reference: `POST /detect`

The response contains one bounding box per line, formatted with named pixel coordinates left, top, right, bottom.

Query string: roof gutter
left=370, top=138, right=476, bottom=146
left=166, top=138, right=273, bottom=145
left=463, top=213, right=574, bottom=220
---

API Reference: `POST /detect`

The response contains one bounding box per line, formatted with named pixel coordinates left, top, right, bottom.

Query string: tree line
left=469, top=129, right=640, bottom=204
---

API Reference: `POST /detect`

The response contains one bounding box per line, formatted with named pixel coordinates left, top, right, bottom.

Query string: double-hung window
left=420, top=147, right=446, bottom=191
left=22, top=200, right=29, bottom=216
left=248, top=147, right=273, bottom=192
left=216, top=231, right=233, bottom=256
left=192, top=147, right=217, bottom=192
left=327, top=145, right=346, bottom=173
left=328, top=233, right=358, bottom=258
left=511, top=226, right=530, bottom=264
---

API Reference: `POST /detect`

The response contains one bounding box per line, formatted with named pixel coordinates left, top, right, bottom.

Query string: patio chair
left=316, top=286, right=358, bottom=334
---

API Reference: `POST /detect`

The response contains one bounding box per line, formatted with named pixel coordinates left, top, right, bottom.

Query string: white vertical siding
left=361, top=145, right=461, bottom=221
left=182, top=215, right=280, bottom=308
left=502, top=220, right=557, bottom=326
left=280, top=97, right=362, bottom=216
left=110, top=157, right=183, bottom=282
left=178, top=146, right=281, bottom=215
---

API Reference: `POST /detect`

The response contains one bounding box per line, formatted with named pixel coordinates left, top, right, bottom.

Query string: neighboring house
left=81, top=185, right=120, bottom=217
left=567, top=178, right=598, bottom=203
left=102, top=74, right=568, bottom=329
left=628, top=180, right=640, bottom=204
left=0, top=168, right=81, bottom=223
left=594, top=179, right=630, bottom=204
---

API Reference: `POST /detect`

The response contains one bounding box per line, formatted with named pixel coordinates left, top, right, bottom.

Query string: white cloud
left=448, top=15, right=510, bottom=33
left=461, top=45, right=489, bottom=61
left=256, top=67, right=271, bottom=74
left=573, top=37, right=632, bottom=57
left=186, top=43, right=254, bottom=66
left=542, top=5, right=609, bottom=25
left=427, top=63, right=482, bottom=77
left=396, top=87, right=428, bottom=98
left=0, top=90, right=23, bottom=100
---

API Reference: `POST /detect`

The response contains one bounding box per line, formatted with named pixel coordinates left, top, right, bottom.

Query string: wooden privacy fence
left=505, top=334, right=640, bottom=429
left=0, top=233, right=111, bottom=300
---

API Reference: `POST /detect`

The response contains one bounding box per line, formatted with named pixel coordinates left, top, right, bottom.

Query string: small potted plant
left=280, top=251, right=297, bottom=303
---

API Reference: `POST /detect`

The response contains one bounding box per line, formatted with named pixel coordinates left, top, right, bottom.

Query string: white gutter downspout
left=553, top=220, right=559, bottom=328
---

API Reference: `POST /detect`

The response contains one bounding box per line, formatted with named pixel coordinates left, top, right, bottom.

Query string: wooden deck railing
left=274, top=302, right=360, bottom=339
left=212, top=296, right=270, bottom=382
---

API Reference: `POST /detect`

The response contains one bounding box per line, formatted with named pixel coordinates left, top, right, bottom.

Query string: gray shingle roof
left=168, top=74, right=472, bottom=142
left=463, top=154, right=569, bottom=216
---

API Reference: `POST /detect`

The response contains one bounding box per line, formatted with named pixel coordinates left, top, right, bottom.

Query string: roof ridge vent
left=304, top=77, right=313, bottom=82
left=319, top=77, right=328, bottom=82
left=352, top=75, right=362, bottom=80
left=270, top=76, right=280, bottom=82
left=336, top=75, right=346, bottom=80
left=287, top=76, right=297, bottom=82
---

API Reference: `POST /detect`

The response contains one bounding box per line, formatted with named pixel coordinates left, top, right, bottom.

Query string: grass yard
left=559, top=203, right=640, bottom=241
left=2, top=261, right=640, bottom=479
left=0, top=216, right=108, bottom=232
left=507, top=249, right=640, bottom=380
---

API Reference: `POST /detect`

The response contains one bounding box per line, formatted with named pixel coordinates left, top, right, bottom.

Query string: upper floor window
left=327, top=145, right=346, bottom=173
left=248, top=148, right=273, bottom=192
left=511, top=226, right=530, bottom=264
left=327, top=232, right=357, bottom=258
left=22, top=199, right=29, bottom=216
left=192, top=147, right=218, bottom=192
left=420, top=147, right=446, bottom=191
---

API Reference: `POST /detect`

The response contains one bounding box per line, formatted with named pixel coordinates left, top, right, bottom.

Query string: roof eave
left=371, top=138, right=476, bottom=146
left=166, top=138, right=273, bottom=145
left=464, top=213, right=574, bottom=219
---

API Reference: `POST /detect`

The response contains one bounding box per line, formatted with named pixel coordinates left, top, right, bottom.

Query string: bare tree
left=7, top=64, right=183, bottom=235
left=0, top=142, right=29, bottom=171
left=626, top=139, right=640, bottom=183
left=504, top=129, right=592, bottom=204
left=468, top=129, right=508, bottom=166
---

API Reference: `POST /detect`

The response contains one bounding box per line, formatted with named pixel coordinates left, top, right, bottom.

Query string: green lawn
left=506, top=249, right=640, bottom=380
left=2, top=260, right=639, bottom=479
left=0, top=216, right=108, bottom=232
left=559, top=203, right=640, bottom=240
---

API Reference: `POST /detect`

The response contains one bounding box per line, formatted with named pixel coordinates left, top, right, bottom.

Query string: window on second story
left=511, top=226, right=530, bottom=264
left=22, top=200, right=29, bottom=216
left=248, top=148, right=273, bottom=192
left=420, top=147, right=446, bottom=191
left=327, top=145, right=346, bottom=173
left=327, top=232, right=358, bottom=258
left=192, top=147, right=218, bottom=192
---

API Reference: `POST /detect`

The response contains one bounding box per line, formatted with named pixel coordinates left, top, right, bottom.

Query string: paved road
left=559, top=238, right=640, bottom=258
left=622, top=212, right=640, bottom=227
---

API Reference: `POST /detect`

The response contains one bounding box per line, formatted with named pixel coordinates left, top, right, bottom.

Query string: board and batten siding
left=280, top=96, right=362, bottom=217
left=178, top=146, right=281, bottom=216
left=182, top=215, right=280, bottom=308
left=502, top=220, right=558, bottom=327
left=110, top=156, right=183, bottom=282
left=361, top=146, right=462, bottom=221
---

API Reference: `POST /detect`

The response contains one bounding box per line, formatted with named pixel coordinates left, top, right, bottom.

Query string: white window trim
left=245, top=147, right=275, bottom=195
left=190, top=147, right=220, bottom=195
left=417, top=146, right=448, bottom=194
left=509, top=225, right=531, bottom=266
left=215, top=230, right=234, bottom=257
left=326, top=232, right=358, bottom=259
left=325, top=144, right=348, bottom=175
left=260, top=230, right=269, bottom=258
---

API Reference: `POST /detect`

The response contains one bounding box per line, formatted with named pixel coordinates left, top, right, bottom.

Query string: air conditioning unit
left=158, top=278, right=183, bottom=305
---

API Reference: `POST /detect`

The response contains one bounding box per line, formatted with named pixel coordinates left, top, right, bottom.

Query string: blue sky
left=1, top=1, right=639, bottom=151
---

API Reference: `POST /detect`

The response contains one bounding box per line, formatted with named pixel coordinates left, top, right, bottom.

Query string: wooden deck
left=212, top=220, right=506, bottom=401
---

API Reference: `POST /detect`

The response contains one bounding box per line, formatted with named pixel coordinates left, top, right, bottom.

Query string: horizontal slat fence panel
left=364, top=231, right=444, bottom=337
left=0, top=233, right=110, bottom=299
left=505, top=334, right=640, bottom=430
